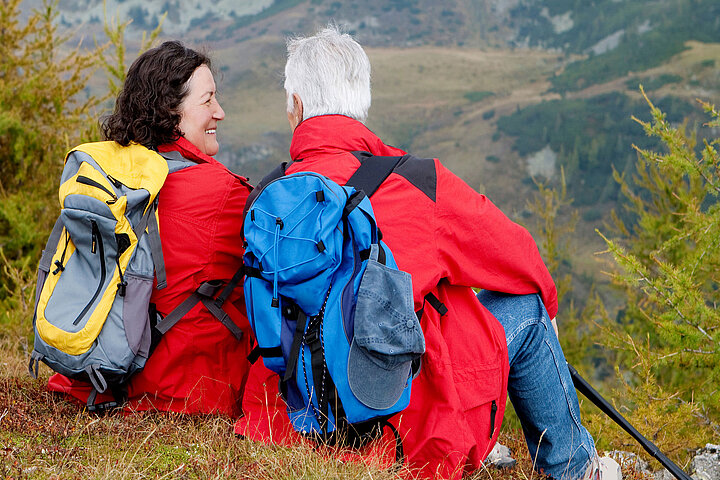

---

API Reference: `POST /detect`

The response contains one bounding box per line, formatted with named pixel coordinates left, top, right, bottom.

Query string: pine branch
left=599, top=231, right=714, bottom=343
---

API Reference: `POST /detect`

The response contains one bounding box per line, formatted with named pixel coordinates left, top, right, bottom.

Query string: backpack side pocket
left=122, top=273, right=154, bottom=359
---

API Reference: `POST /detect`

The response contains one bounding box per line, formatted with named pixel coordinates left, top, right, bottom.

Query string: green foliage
left=521, top=91, right=717, bottom=464
left=509, top=0, right=645, bottom=53
left=98, top=2, right=165, bottom=98
left=0, top=0, right=163, bottom=330
left=496, top=92, right=694, bottom=205
left=525, top=169, right=603, bottom=374
left=0, top=0, right=107, bottom=318
left=463, top=91, right=494, bottom=103
left=551, top=30, right=686, bottom=93
left=0, top=0, right=102, bottom=193
left=527, top=169, right=577, bottom=302
left=595, top=90, right=720, bottom=460
left=549, top=0, right=720, bottom=92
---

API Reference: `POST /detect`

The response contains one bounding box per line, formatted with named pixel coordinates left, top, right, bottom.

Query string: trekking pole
left=567, top=363, right=692, bottom=480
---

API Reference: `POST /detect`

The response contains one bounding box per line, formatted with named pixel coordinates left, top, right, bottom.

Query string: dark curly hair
left=101, top=41, right=212, bottom=149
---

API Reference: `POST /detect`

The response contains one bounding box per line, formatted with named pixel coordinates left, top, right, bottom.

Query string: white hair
left=284, top=25, right=371, bottom=123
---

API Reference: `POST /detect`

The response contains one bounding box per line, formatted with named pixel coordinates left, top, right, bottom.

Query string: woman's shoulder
left=172, top=159, right=251, bottom=189
left=170, top=159, right=252, bottom=188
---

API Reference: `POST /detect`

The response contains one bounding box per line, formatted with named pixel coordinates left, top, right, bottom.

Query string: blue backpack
left=243, top=153, right=427, bottom=452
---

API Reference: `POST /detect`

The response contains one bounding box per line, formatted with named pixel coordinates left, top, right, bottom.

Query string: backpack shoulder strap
left=158, top=149, right=197, bottom=174
left=348, top=152, right=450, bottom=321
left=154, top=267, right=245, bottom=342
left=242, top=161, right=290, bottom=223
left=347, top=151, right=408, bottom=197
left=39, top=218, right=65, bottom=275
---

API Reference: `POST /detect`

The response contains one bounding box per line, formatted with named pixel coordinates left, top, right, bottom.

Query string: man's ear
left=288, top=93, right=304, bottom=130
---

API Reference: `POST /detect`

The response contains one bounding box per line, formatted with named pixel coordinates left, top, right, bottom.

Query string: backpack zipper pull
left=52, top=231, right=71, bottom=275
left=52, top=260, right=65, bottom=275
left=114, top=234, right=129, bottom=297
left=91, top=220, right=99, bottom=254
left=117, top=279, right=127, bottom=297
left=106, top=175, right=123, bottom=188
left=116, top=253, right=127, bottom=297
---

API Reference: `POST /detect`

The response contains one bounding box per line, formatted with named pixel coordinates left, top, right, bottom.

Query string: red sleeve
left=433, top=161, right=558, bottom=318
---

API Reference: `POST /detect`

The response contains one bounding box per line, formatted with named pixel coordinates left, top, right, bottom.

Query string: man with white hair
left=236, top=26, right=621, bottom=480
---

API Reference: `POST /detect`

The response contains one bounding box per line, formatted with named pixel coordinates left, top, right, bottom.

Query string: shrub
left=594, top=90, right=719, bottom=462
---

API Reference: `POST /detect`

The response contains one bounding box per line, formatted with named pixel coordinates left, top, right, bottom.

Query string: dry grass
left=0, top=342, right=653, bottom=480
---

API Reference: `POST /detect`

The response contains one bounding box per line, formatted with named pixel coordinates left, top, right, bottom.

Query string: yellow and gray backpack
left=29, top=141, right=243, bottom=410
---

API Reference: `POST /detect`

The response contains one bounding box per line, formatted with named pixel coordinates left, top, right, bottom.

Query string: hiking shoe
left=486, top=442, right=517, bottom=469
left=583, top=455, right=622, bottom=480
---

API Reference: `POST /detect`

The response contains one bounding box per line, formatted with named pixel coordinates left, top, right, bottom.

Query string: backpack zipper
left=108, top=174, right=142, bottom=192
left=72, top=220, right=106, bottom=325
left=76, top=175, right=118, bottom=204
left=249, top=172, right=346, bottom=213
left=106, top=174, right=123, bottom=189
left=115, top=234, right=130, bottom=297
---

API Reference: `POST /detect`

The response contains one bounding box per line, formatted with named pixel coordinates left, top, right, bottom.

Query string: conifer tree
left=597, top=89, right=719, bottom=461
left=0, top=0, right=162, bottom=337
left=0, top=0, right=105, bottom=333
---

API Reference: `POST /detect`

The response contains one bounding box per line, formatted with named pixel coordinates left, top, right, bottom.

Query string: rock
left=606, top=450, right=651, bottom=475
left=690, top=444, right=720, bottom=480
left=653, top=470, right=674, bottom=480
left=486, top=442, right=517, bottom=469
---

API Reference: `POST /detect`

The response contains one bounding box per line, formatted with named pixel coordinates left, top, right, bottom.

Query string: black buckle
left=197, top=280, right=223, bottom=297
left=305, top=327, right=321, bottom=352
left=283, top=303, right=299, bottom=320
left=87, top=400, right=120, bottom=414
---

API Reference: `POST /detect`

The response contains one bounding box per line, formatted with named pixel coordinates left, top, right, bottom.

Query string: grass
left=1, top=372, right=383, bottom=479
left=0, top=341, right=655, bottom=480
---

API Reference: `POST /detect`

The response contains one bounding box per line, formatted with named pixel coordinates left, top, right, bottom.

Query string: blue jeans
left=477, top=291, right=597, bottom=480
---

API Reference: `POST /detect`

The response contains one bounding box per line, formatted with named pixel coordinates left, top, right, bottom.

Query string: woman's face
left=178, top=65, right=225, bottom=156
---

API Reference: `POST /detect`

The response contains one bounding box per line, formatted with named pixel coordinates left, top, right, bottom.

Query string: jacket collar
left=158, top=136, right=217, bottom=164
left=289, top=115, right=405, bottom=160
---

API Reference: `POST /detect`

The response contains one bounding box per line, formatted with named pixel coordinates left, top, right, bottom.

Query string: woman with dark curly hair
left=47, top=41, right=253, bottom=416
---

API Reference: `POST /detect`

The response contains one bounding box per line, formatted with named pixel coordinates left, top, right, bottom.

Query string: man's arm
left=433, top=161, right=558, bottom=318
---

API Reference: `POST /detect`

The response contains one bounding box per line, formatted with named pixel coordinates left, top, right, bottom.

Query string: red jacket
left=47, top=138, right=253, bottom=416
left=236, top=116, right=557, bottom=478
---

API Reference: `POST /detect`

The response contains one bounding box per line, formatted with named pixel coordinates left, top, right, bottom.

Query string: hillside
left=20, top=0, right=720, bottom=294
